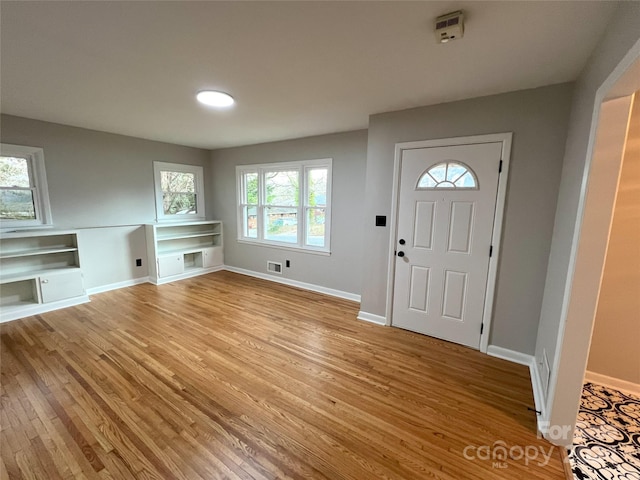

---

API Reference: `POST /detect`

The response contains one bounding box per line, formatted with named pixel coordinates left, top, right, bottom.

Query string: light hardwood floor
left=1, top=271, right=566, bottom=479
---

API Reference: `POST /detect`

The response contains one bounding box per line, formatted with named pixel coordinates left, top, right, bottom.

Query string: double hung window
left=237, top=159, right=332, bottom=253
left=153, top=162, right=205, bottom=221
left=0, top=144, right=52, bottom=229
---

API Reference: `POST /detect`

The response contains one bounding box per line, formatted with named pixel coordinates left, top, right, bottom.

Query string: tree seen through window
left=160, top=171, right=197, bottom=215
left=0, top=156, right=36, bottom=220
left=237, top=159, right=332, bottom=251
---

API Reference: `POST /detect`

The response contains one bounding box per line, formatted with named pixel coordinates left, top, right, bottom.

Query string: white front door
left=391, top=142, right=503, bottom=349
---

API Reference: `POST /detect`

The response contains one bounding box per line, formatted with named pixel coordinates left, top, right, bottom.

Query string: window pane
left=161, top=171, right=195, bottom=193
left=455, top=171, right=476, bottom=188
left=306, top=208, right=325, bottom=247
left=446, top=163, right=467, bottom=182
left=265, top=170, right=298, bottom=206
left=0, top=156, right=31, bottom=188
left=419, top=162, right=477, bottom=189
left=307, top=168, right=327, bottom=207
left=244, top=206, right=257, bottom=238
left=265, top=207, right=297, bottom=243
left=428, top=163, right=447, bottom=182
left=244, top=172, right=258, bottom=204
left=163, top=192, right=197, bottom=215
left=417, top=174, right=437, bottom=188
left=0, top=189, right=36, bottom=220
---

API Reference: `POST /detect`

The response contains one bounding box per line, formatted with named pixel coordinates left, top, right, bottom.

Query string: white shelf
left=0, top=229, right=77, bottom=239
left=0, top=230, right=86, bottom=322
left=1, top=295, right=90, bottom=324
left=0, top=300, right=38, bottom=311
left=158, top=246, right=220, bottom=257
left=153, top=220, right=215, bottom=227
left=0, top=266, right=82, bottom=284
left=156, top=232, right=220, bottom=241
left=146, top=221, right=224, bottom=284
left=0, top=246, right=78, bottom=259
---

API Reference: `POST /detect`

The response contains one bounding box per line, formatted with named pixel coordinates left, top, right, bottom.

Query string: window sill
left=237, top=239, right=331, bottom=256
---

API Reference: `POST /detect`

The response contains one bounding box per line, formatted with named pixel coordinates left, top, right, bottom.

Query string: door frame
left=542, top=39, right=640, bottom=445
left=385, top=132, right=513, bottom=353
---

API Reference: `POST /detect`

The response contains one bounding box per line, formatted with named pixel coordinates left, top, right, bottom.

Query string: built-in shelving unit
left=146, top=221, right=224, bottom=284
left=0, top=230, right=88, bottom=322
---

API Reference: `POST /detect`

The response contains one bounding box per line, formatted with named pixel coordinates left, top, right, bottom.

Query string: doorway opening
left=539, top=39, right=640, bottom=480
left=566, top=90, right=639, bottom=478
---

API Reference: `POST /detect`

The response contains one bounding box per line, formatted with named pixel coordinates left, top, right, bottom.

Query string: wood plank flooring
left=1, top=271, right=566, bottom=479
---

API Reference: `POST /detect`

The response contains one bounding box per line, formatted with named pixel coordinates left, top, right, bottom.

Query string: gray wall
left=536, top=1, right=640, bottom=423
left=1, top=114, right=211, bottom=288
left=77, top=226, right=149, bottom=290
left=360, top=83, right=574, bottom=354
left=210, top=130, right=367, bottom=297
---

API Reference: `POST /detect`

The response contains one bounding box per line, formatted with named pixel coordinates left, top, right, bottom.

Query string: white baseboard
left=86, top=276, right=150, bottom=295
left=149, top=265, right=225, bottom=285
left=224, top=266, right=361, bottom=303
left=356, top=311, right=387, bottom=325
left=585, top=370, right=640, bottom=397
left=529, top=360, right=547, bottom=424
left=0, top=295, right=90, bottom=324
left=487, top=345, right=546, bottom=431
left=486, top=345, right=533, bottom=366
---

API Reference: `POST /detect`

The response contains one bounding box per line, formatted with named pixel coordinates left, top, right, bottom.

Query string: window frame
left=0, top=143, right=53, bottom=230
left=153, top=161, right=205, bottom=222
left=417, top=161, right=479, bottom=190
left=236, top=158, right=332, bottom=255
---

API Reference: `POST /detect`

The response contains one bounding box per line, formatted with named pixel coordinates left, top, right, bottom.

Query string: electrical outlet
left=136, top=258, right=142, bottom=267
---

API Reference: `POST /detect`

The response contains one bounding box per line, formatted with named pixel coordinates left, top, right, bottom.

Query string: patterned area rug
left=569, top=382, right=640, bottom=479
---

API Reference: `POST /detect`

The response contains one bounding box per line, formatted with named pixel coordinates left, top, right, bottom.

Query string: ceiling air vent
left=267, top=261, right=282, bottom=274
left=435, top=10, right=464, bottom=44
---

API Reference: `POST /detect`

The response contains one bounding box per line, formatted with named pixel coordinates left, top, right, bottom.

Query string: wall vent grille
left=267, top=261, right=283, bottom=274
left=542, top=348, right=551, bottom=400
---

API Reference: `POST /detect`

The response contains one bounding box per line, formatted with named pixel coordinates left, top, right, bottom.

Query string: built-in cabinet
left=146, top=221, right=224, bottom=284
left=0, top=222, right=225, bottom=322
left=0, top=230, right=88, bottom=322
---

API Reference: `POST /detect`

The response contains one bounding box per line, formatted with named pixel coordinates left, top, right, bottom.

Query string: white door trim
left=385, top=133, right=513, bottom=353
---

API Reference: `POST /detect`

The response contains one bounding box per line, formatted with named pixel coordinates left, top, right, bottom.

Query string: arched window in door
left=417, top=161, right=478, bottom=189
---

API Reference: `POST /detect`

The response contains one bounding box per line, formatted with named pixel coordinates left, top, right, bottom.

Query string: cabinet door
left=40, top=270, right=85, bottom=303
left=203, top=247, right=223, bottom=268
left=158, top=255, right=184, bottom=278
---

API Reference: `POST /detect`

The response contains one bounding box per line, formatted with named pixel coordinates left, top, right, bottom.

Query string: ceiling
left=1, top=1, right=616, bottom=150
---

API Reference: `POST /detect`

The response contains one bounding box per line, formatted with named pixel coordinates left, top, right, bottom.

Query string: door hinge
left=489, top=245, right=493, bottom=257
left=480, top=323, right=484, bottom=335
left=499, top=160, right=503, bottom=173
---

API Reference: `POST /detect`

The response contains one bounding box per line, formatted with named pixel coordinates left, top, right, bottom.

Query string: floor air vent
left=267, top=261, right=282, bottom=274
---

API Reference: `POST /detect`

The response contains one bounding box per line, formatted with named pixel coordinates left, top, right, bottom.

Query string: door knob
left=399, top=239, right=406, bottom=245
left=397, top=251, right=405, bottom=257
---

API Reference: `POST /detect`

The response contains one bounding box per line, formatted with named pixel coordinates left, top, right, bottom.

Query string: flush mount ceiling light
left=196, top=90, right=235, bottom=108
